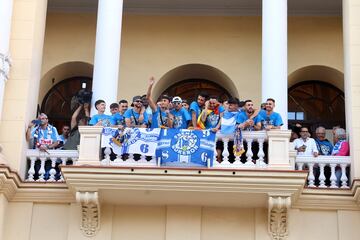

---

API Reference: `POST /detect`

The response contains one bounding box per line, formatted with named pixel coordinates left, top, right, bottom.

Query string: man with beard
left=146, top=77, right=173, bottom=128
left=26, top=113, right=60, bottom=151
left=236, top=100, right=263, bottom=131
left=198, top=96, right=225, bottom=132
left=170, top=96, right=191, bottom=129
left=258, top=98, right=283, bottom=130
left=190, top=92, right=208, bottom=129
left=124, top=95, right=148, bottom=128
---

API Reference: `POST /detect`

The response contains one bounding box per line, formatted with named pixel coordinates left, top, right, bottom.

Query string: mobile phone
left=32, top=119, right=41, bottom=125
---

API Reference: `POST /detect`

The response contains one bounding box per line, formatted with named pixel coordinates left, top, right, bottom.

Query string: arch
left=39, top=61, right=93, bottom=104
left=152, top=64, right=238, bottom=100
left=288, top=65, right=344, bottom=91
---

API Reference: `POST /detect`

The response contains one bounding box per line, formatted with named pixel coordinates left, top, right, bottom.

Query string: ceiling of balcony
left=48, top=0, right=342, bottom=16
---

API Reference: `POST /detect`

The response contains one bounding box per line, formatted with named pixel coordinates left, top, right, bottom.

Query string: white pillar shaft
left=91, top=0, right=123, bottom=115
left=262, top=0, right=288, bottom=129
left=0, top=0, right=14, bottom=120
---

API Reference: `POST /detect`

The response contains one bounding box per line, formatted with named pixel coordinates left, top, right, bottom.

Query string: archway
left=40, top=62, right=93, bottom=129
left=288, top=65, right=345, bottom=130
left=153, top=64, right=237, bottom=102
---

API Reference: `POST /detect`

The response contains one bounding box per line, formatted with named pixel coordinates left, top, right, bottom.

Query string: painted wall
left=2, top=202, right=360, bottom=240
left=40, top=13, right=343, bottom=106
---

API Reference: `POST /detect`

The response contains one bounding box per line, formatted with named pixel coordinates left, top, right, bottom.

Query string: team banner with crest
left=156, top=128, right=216, bottom=167
left=101, top=128, right=216, bottom=167
left=101, top=127, right=161, bottom=156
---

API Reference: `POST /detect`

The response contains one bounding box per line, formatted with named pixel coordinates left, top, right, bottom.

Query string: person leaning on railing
left=26, top=113, right=60, bottom=151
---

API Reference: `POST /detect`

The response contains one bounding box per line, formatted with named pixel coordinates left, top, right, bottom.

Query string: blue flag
left=156, top=128, right=216, bottom=167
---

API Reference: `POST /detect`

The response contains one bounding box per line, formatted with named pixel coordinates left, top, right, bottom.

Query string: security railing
left=295, top=155, right=351, bottom=189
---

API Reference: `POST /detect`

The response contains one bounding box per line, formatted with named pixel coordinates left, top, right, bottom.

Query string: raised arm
left=71, top=105, right=83, bottom=130
left=146, top=77, right=158, bottom=112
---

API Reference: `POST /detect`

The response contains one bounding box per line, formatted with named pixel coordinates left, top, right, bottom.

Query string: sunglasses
left=135, top=100, right=143, bottom=103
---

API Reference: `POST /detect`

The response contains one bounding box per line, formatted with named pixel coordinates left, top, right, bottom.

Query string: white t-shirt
left=293, top=137, right=319, bottom=156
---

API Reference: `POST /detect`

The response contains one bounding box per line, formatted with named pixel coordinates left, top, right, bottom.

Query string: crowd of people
left=25, top=77, right=349, bottom=163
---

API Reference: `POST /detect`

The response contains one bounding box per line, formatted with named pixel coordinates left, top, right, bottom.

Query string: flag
left=156, top=128, right=216, bottom=167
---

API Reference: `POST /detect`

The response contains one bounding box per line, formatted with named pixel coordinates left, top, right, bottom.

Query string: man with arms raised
left=146, top=77, right=173, bottom=128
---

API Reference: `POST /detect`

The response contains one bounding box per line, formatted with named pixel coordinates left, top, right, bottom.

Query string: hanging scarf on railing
left=233, top=127, right=245, bottom=157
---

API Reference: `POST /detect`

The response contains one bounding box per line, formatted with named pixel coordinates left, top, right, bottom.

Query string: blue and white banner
left=156, top=129, right=216, bottom=167
left=101, top=127, right=161, bottom=156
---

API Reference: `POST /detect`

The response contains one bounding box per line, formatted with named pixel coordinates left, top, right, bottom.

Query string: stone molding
left=268, top=195, right=291, bottom=240
left=76, top=191, right=100, bottom=237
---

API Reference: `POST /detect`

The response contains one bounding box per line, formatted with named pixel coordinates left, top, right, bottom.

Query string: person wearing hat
left=124, top=96, right=149, bottom=128
left=89, top=99, right=114, bottom=127
left=146, top=77, right=173, bottom=128
left=170, top=96, right=191, bottom=129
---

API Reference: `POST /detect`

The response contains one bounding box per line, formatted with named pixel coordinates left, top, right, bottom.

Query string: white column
left=0, top=0, right=13, bottom=120
left=343, top=0, right=360, bottom=179
left=91, top=0, right=123, bottom=115
left=262, top=0, right=288, bottom=129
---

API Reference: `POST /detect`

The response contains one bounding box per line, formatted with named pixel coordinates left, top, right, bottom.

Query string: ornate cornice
left=268, top=195, right=291, bottom=240
left=76, top=191, right=100, bottom=237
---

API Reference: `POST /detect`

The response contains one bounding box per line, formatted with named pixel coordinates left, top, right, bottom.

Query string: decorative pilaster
left=268, top=196, right=291, bottom=240
left=76, top=191, right=100, bottom=237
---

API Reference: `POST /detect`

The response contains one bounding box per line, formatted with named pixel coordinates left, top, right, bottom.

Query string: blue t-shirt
left=89, top=114, right=114, bottom=127
left=171, top=108, right=191, bottom=129
left=259, top=110, right=283, bottom=127
left=315, top=138, right=333, bottom=156
left=151, top=107, right=169, bottom=128
left=204, top=106, right=225, bottom=129
left=124, top=108, right=149, bottom=127
left=111, top=112, right=125, bottom=127
left=190, top=101, right=202, bottom=120
left=31, top=124, right=60, bottom=147
left=236, top=111, right=263, bottom=130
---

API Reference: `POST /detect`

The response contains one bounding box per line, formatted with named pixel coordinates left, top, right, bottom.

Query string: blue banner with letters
left=156, top=128, right=216, bottom=167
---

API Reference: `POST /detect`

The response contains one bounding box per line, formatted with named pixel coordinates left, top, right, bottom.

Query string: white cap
left=172, top=96, right=182, bottom=103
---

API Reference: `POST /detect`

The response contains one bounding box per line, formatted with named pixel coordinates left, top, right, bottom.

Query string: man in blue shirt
left=146, top=77, right=173, bottom=128
left=236, top=100, right=263, bottom=131
left=89, top=99, right=114, bottom=127
left=170, top=96, right=191, bottom=129
left=314, top=126, right=333, bottom=155
left=258, top=98, right=283, bottom=130
left=124, top=96, right=148, bottom=128
left=190, top=92, right=208, bottom=129
left=199, top=96, right=225, bottom=132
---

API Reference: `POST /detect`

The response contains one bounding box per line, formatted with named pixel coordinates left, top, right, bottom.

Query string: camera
left=76, top=89, right=92, bottom=104
left=31, top=119, right=42, bottom=125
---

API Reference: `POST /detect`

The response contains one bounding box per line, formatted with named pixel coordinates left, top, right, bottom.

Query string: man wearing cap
left=170, top=96, right=191, bottom=129
left=89, top=99, right=114, bottom=127
left=146, top=77, right=173, bottom=128
left=124, top=96, right=148, bottom=128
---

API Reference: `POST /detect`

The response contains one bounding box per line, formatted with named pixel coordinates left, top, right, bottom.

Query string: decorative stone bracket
left=76, top=192, right=100, bottom=237
left=0, top=52, right=11, bottom=83
left=268, top=196, right=291, bottom=240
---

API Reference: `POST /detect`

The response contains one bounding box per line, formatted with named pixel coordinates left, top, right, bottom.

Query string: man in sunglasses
left=259, top=98, right=283, bottom=130
left=124, top=96, right=148, bottom=128
left=293, top=127, right=319, bottom=157
left=146, top=77, right=173, bottom=128
left=170, top=96, right=191, bottom=129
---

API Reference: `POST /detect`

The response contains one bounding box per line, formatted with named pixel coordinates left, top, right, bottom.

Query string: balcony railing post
left=78, top=126, right=103, bottom=165
left=266, top=130, right=293, bottom=170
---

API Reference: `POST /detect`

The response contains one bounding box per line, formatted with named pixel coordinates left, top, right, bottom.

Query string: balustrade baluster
left=27, top=156, right=37, bottom=181
left=101, top=147, right=111, bottom=166
left=296, top=162, right=304, bottom=170
left=340, top=163, right=349, bottom=189
left=329, top=164, right=338, bottom=188
left=48, top=157, right=58, bottom=182
left=221, top=138, right=230, bottom=164
left=59, top=157, right=68, bottom=182
left=37, top=157, right=47, bottom=182
left=245, top=138, right=254, bottom=166
left=318, top=163, right=326, bottom=188
left=256, top=138, right=266, bottom=167
left=307, top=163, right=315, bottom=187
